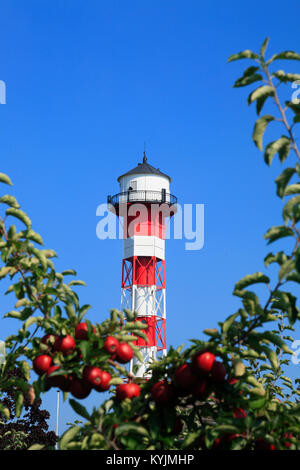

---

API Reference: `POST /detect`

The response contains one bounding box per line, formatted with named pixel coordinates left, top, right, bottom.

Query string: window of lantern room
left=129, top=180, right=137, bottom=191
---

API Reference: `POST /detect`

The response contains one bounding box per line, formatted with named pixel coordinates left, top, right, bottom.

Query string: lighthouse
left=107, top=153, right=177, bottom=377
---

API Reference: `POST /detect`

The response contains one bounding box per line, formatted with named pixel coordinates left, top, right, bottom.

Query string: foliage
left=0, top=368, right=56, bottom=450
left=0, top=38, right=300, bottom=450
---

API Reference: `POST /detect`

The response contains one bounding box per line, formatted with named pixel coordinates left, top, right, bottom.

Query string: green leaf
left=286, top=271, right=300, bottom=284
left=30, top=247, right=48, bottom=271
left=128, top=330, right=148, bottom=342
left=69, top=399, right=91, bottom=421
left=264, top=136, right=291, bottom=166
left=59, top=426, right=81, bottom=450
left=28, top=444, right=45, bottom=450
left=203, top=328, right=219, bottom=337
left=108, top=377, right=124, bottom=385
left=4, top=310, right=22, bottom=319
left=275, top=167, right=296, bottom=197
left=294, top=247, right=300, bottom=275
left=0, top=195, right=20, bottom=208
left=278, top=259, right=295, bottom=280
left=264, top=251, right=287, bottom=267
left=78, top=340, right=91, bottom=360
left=7, top=224, right=17, bottom=240
left=264, top=225, right=295, bottom=244
left=286, top=100, right=300, bottom=114
left=272, top=291, right=298, bottom=325
left=248, top=85, right=274, bottom=106
left=260, top=37, right=270, bottom=58
left=0, top=266, right=12, bottom=279
left=256, top=93, right=270, bottom=115
left=252, top=115, right=275, bottom=151
left=61, top=269, right=77, bottom=276
left=0, top=403, right=10, bottom=420
left=0, top=173, right=13, bottom=186
left=228, top=50, right=259, bottom=62
left=181, top=430, right=202, bottom=448
left=124, top=309, right=135, bottom=321
left=269, top=51, right=300, bottom=62
left=262, top=331, right=287, bottom=350
left=222, top=312, right=239, bottom=335
left=68, top=280, right=86, bottom=287
left=78, top=304, right=91, bottom=322
left=65, top=303, right=76, bottom=320
left=19, top=360, right=30, bottom=381
left=21, top=229, right=44, bottom=245
left=273, top=70, right=300, bottom=83
left=249, top=397, right=267, bottom=410
left=234, top=360, right=246, bottom=377
left=246, top=374, right=265, bottom=390
left=130, top=346, right=145, bottom=364
left=283, top=183, right=300, bottom=196
left=266, top=349, right=279, bottom=371
left=214, top=424, right=240, bottom=434
left=294, top=115, right=300, bottom=124
left=282, top=195, right=300, bottom=223
left=24, top=316, right=41, bottom=331
left=15, top=390, right=24, bottom=418
left=242, top=292, right=260, bottom=315
left=114, top=423, right=149, bottom=437
left=6, top=208, right=31, bottom=228
left=281, top=375, right=293, bottom=384
left=233, top=70, right=262, bottom=88
left=41, top=249, right=57, bottom=258
left=234, top=272, right=270, bottom=294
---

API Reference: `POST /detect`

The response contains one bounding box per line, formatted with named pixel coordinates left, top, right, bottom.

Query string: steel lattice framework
left=121, top=256, right=166, bottom=358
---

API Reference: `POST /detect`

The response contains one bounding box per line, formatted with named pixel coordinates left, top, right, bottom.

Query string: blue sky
left=0, top=0, right=300, bottom=436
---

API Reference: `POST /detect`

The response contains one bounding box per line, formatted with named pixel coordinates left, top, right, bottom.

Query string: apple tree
left=0, top=37, right=300, bottom=450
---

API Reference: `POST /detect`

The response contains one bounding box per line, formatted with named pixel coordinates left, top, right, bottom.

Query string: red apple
left=46, top=365, right=64, bottom=388
left=41, top=334, right=56, bottom=350
left=254, top=438, right=276, bottom=450
left=174, top=363, right=197, bottom=390
left=151, top=380, right=174, bottom=405
left=211, top=437, right=222, bottom=449
left=116, top=383, right=141, bottom=400
left=94, top=370, right=112, bottom=392
left=75, top=322, right=95, bottom=340
left=192, top=351, right=216, bottom=375
left=59, top=374, right=73, bottom=392
left=116, top=342, right=134, bottom=364
left=75, top=322, right=89, bottom=340
left=33, top=355, right=52, bottom=375
left=284, top=433, right=293, bottom=448
left=83, top=366, right=103, bottom=388
left=192, top=377, right=209, bottom=399
left=54, top=335, right=76, bottom=356
left=211, top=361, right=226, bottom=382
left=70, top=377, right=91, bottom=399
left=104, top=336, right=119, bottom=355
left=228, top=378, right=238, bottom=386
left=170, top=417, right=183, bottom=435
left=233, top=407, right=247, bottom=419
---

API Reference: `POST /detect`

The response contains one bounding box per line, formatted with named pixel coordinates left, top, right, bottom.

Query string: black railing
left=107, top=190, right=177, bottom=207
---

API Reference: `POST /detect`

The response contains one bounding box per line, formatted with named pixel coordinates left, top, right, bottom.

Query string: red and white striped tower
left=107, top=153, right=177, bottom=377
